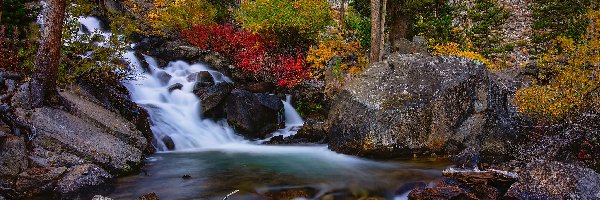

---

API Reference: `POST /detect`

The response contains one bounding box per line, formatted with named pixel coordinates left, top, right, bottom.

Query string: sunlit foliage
left=515, top=9, right=600, bottom=121
left=305, top=36, right=368, bottom=79
left=431, top=42, right=493, bottom=68
left=236, top=0, right=333, bottom=45
left=148, top=0, right=217, bottom=35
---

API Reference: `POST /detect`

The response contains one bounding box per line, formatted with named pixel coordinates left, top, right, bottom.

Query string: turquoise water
left=106, top=145, right=449, bottom=200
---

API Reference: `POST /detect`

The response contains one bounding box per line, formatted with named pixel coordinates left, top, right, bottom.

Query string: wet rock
left=187, top=71, right=214, bottom=86
left=14, top=167, right=68, bottom=197
left=408, top=185, right=478, bottom=200
left=55, top=164, right=112, bottom=194
left=225, top=90, right=283, bottom=138
left=92, top=195, right=114, bottom=200
left=505, top=160, right=600, bottom=199
left=194, top=82, right=233, bottom=117
left=162, top=136, right=175, bottom=150
left=326, top=54, right=516, bottom=161
left=241, top=82, right=275, bottom=93
left=156, top=71, right=172, bottom=85
left=15, top=106, right=143, bottom=172
left=442, top=168, right=517, bottom=189
left=0, top=135, right=27, bottom=177
left=137, top=192, right=160, bottom=200
left=295, top=119, right=326, bottom=143
left=260, top=186, right=317, bottom=200
left=395, top=181, right=427, bottom=196
left=167, top=83, right=183, bottom=92
left=452, top=148, right=481, bottom=169
left=77, top=76, right=154, bottom=154
left=181, top=174, right=191, bottom=179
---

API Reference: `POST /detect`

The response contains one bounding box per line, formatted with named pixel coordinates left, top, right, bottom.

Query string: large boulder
left=326, top=54, right=516, bottom=161
left=1, top=86, right=150, bottom=198
left=225, top=90, right=283, bottom=138
left=505, top=160, right=600, bottom=199
left=194, top=82, right=233, bottom=118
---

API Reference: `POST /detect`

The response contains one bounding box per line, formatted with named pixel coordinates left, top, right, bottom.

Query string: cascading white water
left=124, top=58, right=246, bottom=151
left=77, top=17, right=306, bottom=151
left=78, top=17, right=446, bottom=200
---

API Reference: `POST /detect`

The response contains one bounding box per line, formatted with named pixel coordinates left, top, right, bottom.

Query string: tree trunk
left=339, top=0, right=347, bottom=30
left=0, top=0, right=3, bottom=24
left=389, top=1, right=408, bottom=47
left=28, top=0, right=67, bottom=108
left=370, top=0, right=386, bottom=62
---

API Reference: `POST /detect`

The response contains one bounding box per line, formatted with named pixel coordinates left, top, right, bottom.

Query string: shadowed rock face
left=225, top=90, right=283, bottom=138
left=326, top=54, right=516, bottom=161
left=0, top=87, right=150, bottom=199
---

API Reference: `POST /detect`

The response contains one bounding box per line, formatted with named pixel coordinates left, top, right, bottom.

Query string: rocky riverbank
left=0, top=74, right=152, bottom=199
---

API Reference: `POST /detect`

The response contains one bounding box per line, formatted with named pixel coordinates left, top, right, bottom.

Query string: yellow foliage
left=123, top=0, right=217, bottom=36
left=515, top=8, right=600, bottom=121
left=431, top=42, right=493, bottom=68
left=305, top=36, right=368, bottom=78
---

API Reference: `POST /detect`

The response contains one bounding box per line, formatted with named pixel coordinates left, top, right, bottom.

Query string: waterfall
left=77, top=16, right=305, bottom=151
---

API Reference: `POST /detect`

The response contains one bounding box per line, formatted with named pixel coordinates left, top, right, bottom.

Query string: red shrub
left=181, top=24, right=308, bottom=88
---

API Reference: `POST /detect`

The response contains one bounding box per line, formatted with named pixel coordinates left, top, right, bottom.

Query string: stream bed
left=106, top=145, right=450, bottom=199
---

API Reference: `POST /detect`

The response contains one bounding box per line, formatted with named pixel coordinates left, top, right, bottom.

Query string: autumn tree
left=28, top=0, right=67, bottom=108
left=370, top=0, right=386, bottom=62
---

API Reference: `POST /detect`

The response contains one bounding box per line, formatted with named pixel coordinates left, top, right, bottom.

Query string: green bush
left=531, top=0, right=596, bottom=45
left=236, top=0, right=333, bottom=45
left=343, top=10, right=371, bottom=47
left=57, top=3, right=130, bottom=84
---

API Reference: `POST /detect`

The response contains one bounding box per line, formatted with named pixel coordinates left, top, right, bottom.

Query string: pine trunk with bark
left=389, top=1, right=408, bottom=47
left=28, top=0, right=67, bottom=108
left=370, top=0, right=386, bottom=62
left=0, top=0, right=3, bottom=23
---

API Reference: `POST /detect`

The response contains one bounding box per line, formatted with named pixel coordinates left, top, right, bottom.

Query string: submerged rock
left=326, top=54, right=516, bottom=161
left=161, top=135, right=175, bottom=150
left=167, top=83, right=183, bottom=92
left=225, top=90, right=283, bottom=138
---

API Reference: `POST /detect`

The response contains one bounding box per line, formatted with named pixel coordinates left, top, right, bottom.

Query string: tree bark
left=28, top=0, right=67, bottom=108
left=370, top=0, right=386, bottom=62
left=0, top=0, right=3, bottom=24
left=389, top=0, right=408, bottom=47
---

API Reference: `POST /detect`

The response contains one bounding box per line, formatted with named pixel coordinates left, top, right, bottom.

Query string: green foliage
left=206, top=0, right=237, bottom=23
left=531, top=0, right=596, bottom=45
left=1, top=0, right=40, bottom=28
left=343, top=10, right=371, bottom=47
left=236, top=0, right=333, bottom=45
left=465, top=0, right=511, bottom=54
left=58, top=2, right=130, bottom=84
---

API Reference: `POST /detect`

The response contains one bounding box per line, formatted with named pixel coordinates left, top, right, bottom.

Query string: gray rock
left=156, top=71, right=172, bottom=86
left=161, top=135, right=175, bottom=150
left=55, top=164, right=112, bottom=194
left=326, top=54, right=516, bottom=160
left=0, top=135, right=27, bottom=177
left=167, top=83, right=183, bottom=92
left=194, top=82, right=233, bottom=117
left=137, top=192, right=160, bottom=200
left=225, top=90, right=283, bottom=138
left=505, top=160, right=600, bottom=200
left=15, top=106, right=143, bottom=172
left=187, top=71, right=214, bottom=86
left=92, top=195, right=114, bottom=200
